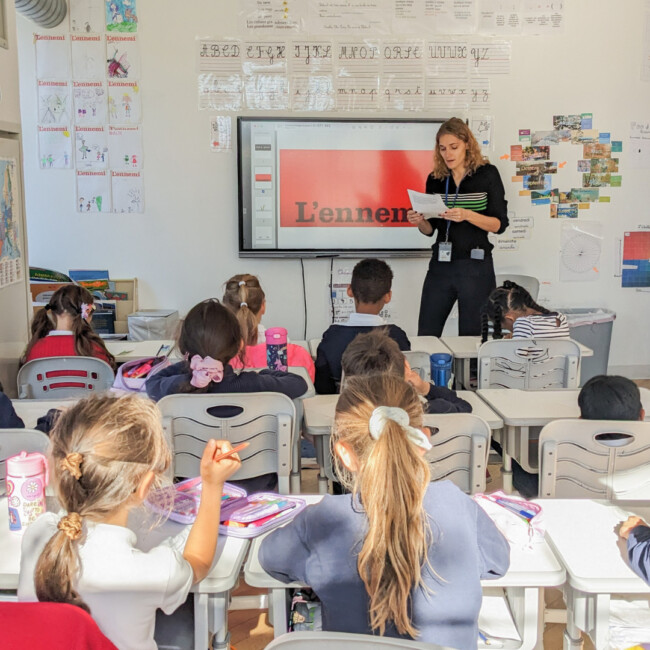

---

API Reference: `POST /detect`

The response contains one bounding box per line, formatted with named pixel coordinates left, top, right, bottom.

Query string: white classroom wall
left=13, top=0, right=650, bottom=376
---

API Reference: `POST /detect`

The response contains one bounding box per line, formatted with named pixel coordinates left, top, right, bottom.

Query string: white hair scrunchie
left=368, top=406, right=432, bottom=451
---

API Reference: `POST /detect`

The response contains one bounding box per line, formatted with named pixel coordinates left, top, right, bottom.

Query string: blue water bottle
left=430, top=353, right=453, bottom=388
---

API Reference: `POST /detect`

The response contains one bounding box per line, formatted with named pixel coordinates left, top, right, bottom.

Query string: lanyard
left=444, top=174, right=463, bottom=243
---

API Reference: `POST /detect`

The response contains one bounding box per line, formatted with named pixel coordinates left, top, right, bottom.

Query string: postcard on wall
left=478, top=0, right=522, bottom=35
left=111, top=171, right=143, bottom=213
left=471, top=116, right=493, bottom=152
left=75, top=126, right=108, bottom=170
left=37, top=126, right=72, bottom=169
left=70, top=0, right=105, bottom=33
left=307, top=0, right=389, bottom=34
left=629, top=121, right=650, bottom=169
left=0, top=158, right=23, bottom=290
left=108, top=81, right=141, bottom=124
left=76, top=170, right=111, bottom=213
left=210, top=116, right=232, bottom=152
left=106, top=34, right=140, bottom=79
left=108, top=125, right=142, bottom=170
left=71, top=34, right=105, bottom=80
left=106, top=0, right=137, bottom=33
left=73, top=82, right=107, bottom=125
left=37, top=81, right=71, bottom=126
left=35, top=34, right=71, bottom=80
left=239, top=0, right=303, bottom=32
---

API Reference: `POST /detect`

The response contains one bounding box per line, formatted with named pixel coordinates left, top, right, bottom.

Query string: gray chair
left=17, top=357, right=114, bottom=399
left=495, top=274, right=540, bottom=301
left=157, top=392, right=296, bottom=493
left=539, top=419, right=650, bottom=499
left=478, top=339, right=580, bottom=390
left=265, top=631, right=455, bottom=649
left=404, top=350, right=432, bottom=382
left=0, top=428, right=49, bottom=494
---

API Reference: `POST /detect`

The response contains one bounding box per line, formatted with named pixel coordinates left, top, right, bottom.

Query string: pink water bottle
left=265, top=327, right=288, bottom=372
left=6, top=451, right=49, bottom=532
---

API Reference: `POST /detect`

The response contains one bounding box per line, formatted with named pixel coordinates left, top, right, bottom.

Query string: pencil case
left=112, top=356, right=172, bottom=393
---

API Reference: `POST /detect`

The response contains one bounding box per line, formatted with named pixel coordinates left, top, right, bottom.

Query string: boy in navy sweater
left=314, top=259, right=410, bottom=394
left=0, top=387, right=24, bottom=428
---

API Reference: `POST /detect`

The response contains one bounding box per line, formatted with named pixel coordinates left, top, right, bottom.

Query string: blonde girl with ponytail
left=18, top=394, right=242, bottom=650
left=260, top=374, right=509, bottom=649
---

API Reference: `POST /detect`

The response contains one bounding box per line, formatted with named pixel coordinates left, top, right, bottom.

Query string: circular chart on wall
left=559, top=222, right=602, bottom=282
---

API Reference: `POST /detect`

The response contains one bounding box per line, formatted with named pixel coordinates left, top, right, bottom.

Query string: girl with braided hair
left=18, top=394, right=242, bottom=650
left=481, top=280, right=570, bottom=343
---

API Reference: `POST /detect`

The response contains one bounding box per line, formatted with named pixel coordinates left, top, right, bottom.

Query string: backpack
left=112, top=356, right=172, bottom=393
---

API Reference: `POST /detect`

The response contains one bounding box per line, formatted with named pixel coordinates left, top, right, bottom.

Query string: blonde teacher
left=408, top=117, right=509, bottom=337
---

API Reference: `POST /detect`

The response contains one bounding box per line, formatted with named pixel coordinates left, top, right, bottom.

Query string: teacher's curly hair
left=432, top=117, right=487, bottom=180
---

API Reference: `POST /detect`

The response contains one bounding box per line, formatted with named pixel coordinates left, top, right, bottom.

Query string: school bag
left=112, top=356, right=172, bottom=393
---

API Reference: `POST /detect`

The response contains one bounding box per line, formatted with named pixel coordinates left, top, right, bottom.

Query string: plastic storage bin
left=128, top=309, right=179, bottom=341
left=561, top=308, right=616, bottom=385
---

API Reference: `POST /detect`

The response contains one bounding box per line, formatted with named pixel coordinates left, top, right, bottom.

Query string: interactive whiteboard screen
left=238, top=118, right=443, bottom=257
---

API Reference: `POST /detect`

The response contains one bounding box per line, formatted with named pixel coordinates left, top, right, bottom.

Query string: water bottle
left=266, top=327, right=288, bottom=372
left=430, top=353, right=453, bottom=388
left=6, top=451, right=49, bottom=532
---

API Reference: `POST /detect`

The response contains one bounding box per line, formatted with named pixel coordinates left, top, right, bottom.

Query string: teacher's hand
left=441, top=208, right=468, bottom=222
left=407, top=209, right=426, bottom=226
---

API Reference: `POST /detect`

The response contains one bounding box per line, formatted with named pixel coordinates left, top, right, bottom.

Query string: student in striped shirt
left=480, top=280, right=570, bottom=342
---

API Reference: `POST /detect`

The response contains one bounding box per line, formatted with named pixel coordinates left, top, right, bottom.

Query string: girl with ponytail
left=222, top=274, right=315, bottom=380
left=22, top=285, right=116, bottom=369
left=18, top=394, right=242, bottom=650
left=481, top=280, right=570, bottom=343
left=259, top=374, right=509, bottom=648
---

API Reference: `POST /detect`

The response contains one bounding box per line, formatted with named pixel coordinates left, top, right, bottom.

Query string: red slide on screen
left=279, top=149, right=432, bottom=228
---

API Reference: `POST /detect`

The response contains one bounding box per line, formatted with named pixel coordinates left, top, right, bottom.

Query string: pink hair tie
left=189, top=355, right=224, bottom=388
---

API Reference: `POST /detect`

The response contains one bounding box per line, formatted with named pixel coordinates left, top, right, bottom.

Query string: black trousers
left=418, top=257, right=496, bottom=337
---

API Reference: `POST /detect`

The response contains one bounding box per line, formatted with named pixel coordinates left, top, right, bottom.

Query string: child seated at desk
left=18, top=394, right=242, bottom=650
left=259, top=374, right=509, bottom=649
left=0, top=386, right=24, bottom=428
left=222, top=273, right=315, bottom=381
left=480, top=280, right=569, bottom=342
left=315, top=259, right=410, bottom=394
left=21, top=285, right=115, bottom=370
left=342, top=329, right=471, bottom=414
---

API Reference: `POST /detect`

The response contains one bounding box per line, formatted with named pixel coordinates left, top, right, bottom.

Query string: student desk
left=106, top=339, right=178, bottom=362
left=244, top=494, right=565, bottom=649
left=0, top=497, right=249, bottom=650
left=308, top=335, right=450, bottom=358
left=302, top=391, right=504, bottom=494
left=541, top=499, right=650, bottom=650
left=11, top=398, right=80, bottom=428
left=476, top=388, right=650, bottom=493
left=441, top=336, right=594, bottom=390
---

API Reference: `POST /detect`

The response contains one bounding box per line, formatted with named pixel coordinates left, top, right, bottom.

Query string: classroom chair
left=495, top=274, right=540, bottom=301
left=538, top=419, right=650, bottom=499
left=0, top=428, right=49, bottom=492
left=477, top=339, right=580, bottom=390
left=17, top=357, right=115, bottom=399
left=404, top=350, right=432, bottom=382
left=157, top=392, right=295, bottom=493
left=265, top=631, right=453, bottom=649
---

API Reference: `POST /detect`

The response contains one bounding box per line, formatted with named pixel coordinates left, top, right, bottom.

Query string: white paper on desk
left=407, top=189, right=447, bottom=217
left=609, top=596, right=650, bottom=648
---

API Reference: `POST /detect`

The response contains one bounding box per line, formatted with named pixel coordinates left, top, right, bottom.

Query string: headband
left=190, top=355, right=224, bottom=388
left=369, top=406, right=432, bottom=451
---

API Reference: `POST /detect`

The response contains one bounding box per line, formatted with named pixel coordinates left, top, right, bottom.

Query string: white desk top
left=12, top=398, right=80, bottom=429
left=0, top=498, right=249, bottom=594
left=308, top=336, right=449, bottom=358
left=442, top=336, right=593, bottom=359
left=303, top=391, right=503, bottom=435
left=106, top=339, right=179, bottom=363
left=477, top=388, right=650, bottom=428
left=541, top=499, right=650, bottom=594
left=244, top=495, right=564, bottom=590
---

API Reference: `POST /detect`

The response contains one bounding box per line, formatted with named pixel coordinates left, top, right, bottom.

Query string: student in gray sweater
left=260, top=374, right=509, bottom=649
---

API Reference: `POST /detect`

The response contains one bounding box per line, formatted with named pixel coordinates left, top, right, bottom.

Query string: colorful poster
left=35, top=34, right=71, bottom=80
left=38, top=81, right=71, bottom=125
left=71, top=34, right=105, bottom=80
left=106, top=34, right=140, bottom=79
left=73, top=82, right=107, bottom=125
left=75, top=126, right=108, bottom=170
left=38, top=126, right=73, bottom=169
left=111, top=171, right=143, bottom=213
left=622, top=231, right=650, bottom=288
left=0, top=158, right=24, bottom=289
left=108, top=81, right=141, bottom=124
left=76, top=170, right=111, bottom=213
left=106, top=0, right=138, bottom=32
left=70, top=0, right=105, bottom=33
left=108, top=125, right=142, bottom=169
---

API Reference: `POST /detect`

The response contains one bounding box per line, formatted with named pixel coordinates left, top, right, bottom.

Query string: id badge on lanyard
left=439, top=175, right=462, bottom=263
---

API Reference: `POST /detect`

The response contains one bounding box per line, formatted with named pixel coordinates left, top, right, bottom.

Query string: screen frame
left=237, top=116, right=445, bottom=259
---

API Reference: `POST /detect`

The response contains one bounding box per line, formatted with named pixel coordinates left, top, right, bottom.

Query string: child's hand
left=200, top=439, right=241, bottom=488
left=619, top=516, right=646, bottom=540
left=405, top=360, right=430, bottom=396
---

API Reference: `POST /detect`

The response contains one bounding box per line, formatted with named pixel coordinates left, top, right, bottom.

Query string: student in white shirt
left=480, top=280, right=570, bottom=342
left=18, top=394, right=242, bottom=650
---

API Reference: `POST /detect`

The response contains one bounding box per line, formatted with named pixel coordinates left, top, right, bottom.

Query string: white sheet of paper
left=407, top=189, right=447, bottom=217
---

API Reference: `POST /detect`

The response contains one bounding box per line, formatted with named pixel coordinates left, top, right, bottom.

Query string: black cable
left=330, top=257, right=335, bottom=323
left=300, top=258, right=307, bottom=340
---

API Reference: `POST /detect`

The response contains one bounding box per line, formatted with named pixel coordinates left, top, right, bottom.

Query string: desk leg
left=290, top=432, right=301, bottom=494
left=194, top=592, right=210, bottom=650
left=209, top=592, right=231, bottom=650
left=563, top=585, right=585, bottom=650
left=502, top=425, right=514, bottom=493
left=315, top=436, right=329, bottom=494
left=269, top=587, right=289, bottom=638
left=589, top=593, right=611, bottom=650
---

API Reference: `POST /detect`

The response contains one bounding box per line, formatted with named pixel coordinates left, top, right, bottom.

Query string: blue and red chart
left=622, top=231, right=650, bottom=288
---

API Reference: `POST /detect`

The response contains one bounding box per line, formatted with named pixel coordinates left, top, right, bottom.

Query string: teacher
left=408, top=117, right=509, bottom=337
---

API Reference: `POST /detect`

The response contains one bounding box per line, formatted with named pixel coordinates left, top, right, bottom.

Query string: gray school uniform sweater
left=259, top=480, right=510, bottom=650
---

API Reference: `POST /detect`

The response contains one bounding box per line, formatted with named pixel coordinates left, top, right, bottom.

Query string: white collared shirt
left=343, top=313, right=385, bottom=327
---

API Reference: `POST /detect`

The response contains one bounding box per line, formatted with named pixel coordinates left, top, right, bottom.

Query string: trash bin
left=561, top=308, right=616, bottom=386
